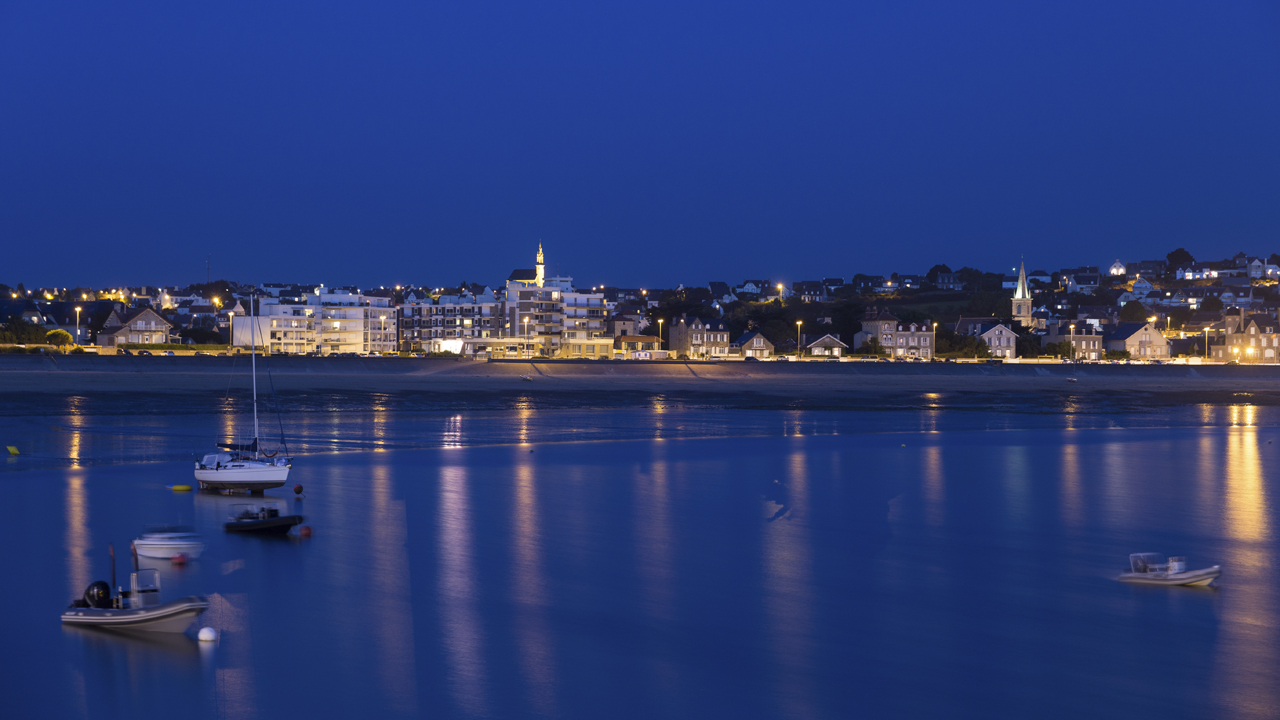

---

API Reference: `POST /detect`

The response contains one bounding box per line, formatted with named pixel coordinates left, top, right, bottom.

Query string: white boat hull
left=195, top=463, right=289, bottom=491
left=1117, top=565, right=1221, bottom=586
left=134, top=540, right=206, bottom=559
left=62, top=597, right=209, bottom=633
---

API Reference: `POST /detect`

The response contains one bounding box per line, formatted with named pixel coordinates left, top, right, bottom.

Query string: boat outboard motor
left=83, top=581, right=112, bottom=609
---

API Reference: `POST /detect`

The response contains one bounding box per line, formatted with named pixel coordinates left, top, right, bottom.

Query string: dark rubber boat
left=225, top=503, right=304, bottom=535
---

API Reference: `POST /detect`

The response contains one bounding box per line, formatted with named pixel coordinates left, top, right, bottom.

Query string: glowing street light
left=1069, top=323, right=1075, bottom=361
left=796, top=320, right=803, bottom=358
left=75, top=306, right=82, bottom=344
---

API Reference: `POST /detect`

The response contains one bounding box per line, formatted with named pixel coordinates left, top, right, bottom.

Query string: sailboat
left=194, top=300, right=291, bottom=492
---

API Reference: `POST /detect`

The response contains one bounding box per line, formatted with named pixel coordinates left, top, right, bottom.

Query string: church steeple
left=535, top=242, right=545, bottom=288
left=1011, top=261, right=1032, bottom=327
left=1013, top=262, right=1030, bottom=300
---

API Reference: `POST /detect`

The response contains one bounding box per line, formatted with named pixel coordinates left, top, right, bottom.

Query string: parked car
left=194, top=351, right=212, bottom=357
left=137, top=350, right=152, bottom=356
left=163, top=351, right=175, bottom=357
left=743, top=356, right=760, bottom=362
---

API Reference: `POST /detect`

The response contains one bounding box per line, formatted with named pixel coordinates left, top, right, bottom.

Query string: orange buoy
left=299, top=526, right=312, bottom=538
left=293, top=484, right=304, bottom=495
left=171, top=553, right=188, bottom=565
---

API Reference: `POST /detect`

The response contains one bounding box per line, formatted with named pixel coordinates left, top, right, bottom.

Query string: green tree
left=1167, top=248, right=1195, bottom=267
left=854, top=337, right=888, bottom=356
left=1200, top=295, right=1224, bottom=312
left=1104, top=349, right=1131, bottom=360
left=926, top=264, right=952, bottom=284
left=46, top=329, right=74, bottom=346
left=1119, top=301, right=1148, bottom=322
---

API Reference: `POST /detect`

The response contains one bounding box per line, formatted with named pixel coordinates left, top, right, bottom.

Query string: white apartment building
left=559, top=290, right=612, bottom=358
left=230, top=287, right=395, bottom=355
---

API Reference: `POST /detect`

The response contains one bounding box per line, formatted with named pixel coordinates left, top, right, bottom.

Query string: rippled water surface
left=3, top=398, right=1279, bottom=719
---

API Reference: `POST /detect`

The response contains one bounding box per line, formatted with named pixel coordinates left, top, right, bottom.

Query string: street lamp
left=657, top=318, right=664, bottom=350
left=523, top=316, right=529, bottom=359
left=74, top=306, right=82, bottom=345
left=796, top=320, right=802, bottom=358
left=1069, top=324, right=1075, bottom=361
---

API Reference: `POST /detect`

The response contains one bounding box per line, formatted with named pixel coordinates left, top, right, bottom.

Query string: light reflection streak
left=1059, top=443, right=1082, bottom=529
left=438, top=466, right=489, bottom=716
left=1212, top=422, right=1278, bottom=716
left=763, top=446, right=817, bottom=719
left=922, top=445, right=944, bottom=527
left=512, top=462, right=557, bottom=715
left=206, top=592, right=257, bottom=719
left=443, top=414, right=464, bottom=449
left=64, top=474, right=91, bottom=600
left=370, top=463, right=419, bottom=713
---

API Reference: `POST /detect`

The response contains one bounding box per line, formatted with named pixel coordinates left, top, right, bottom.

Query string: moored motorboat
left=133, top=526, right=206, bottom=560
left=1117, top=553, right=1221, bottom=586
left=62, top=546, right=207, bottom=633
left=224, top=502, right=304, bottom=535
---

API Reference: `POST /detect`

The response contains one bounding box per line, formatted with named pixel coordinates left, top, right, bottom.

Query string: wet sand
left=2, top=355, right=1279, bottom=408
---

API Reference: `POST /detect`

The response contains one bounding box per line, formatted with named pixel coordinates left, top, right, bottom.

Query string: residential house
left=853, top=309, right=935, bottom=359
left=935, top=272, right=964, bottom=291
left=1216, top=312, right=1280, bottom=363
left=1108, top=260, right=1127, bottom=276
left=1043, top=322, right=1105, bottom=360
left=613, top=334, right=664, bottom=359
left=669, top=315, right=731, bottom=358
left=976, top=324, right=1018, bottom=359
left=803, top=334, right=847, bottom=357
left=1067, top=273, right=1101, bottom=294
left=606, top=315, right=639, bottom=338
left=1105, top=322, right=1170, bottom=360
left=96, top=307, right=174, bottom=347
left=792, top=281, right=827, bottom=303
left=708, top=282, right=738, bottom=304
left=731, top=331, right=774, bottom=359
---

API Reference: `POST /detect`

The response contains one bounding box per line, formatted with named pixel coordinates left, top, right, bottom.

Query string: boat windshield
left=1130, top=553, right=1166, bottom=572
left=143, top=524, right=195, bottom=535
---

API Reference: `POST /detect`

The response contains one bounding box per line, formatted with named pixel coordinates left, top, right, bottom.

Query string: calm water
left=3, top=399, right=1279, bottom=719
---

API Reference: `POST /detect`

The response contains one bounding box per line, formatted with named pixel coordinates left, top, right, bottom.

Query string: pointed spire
left=536, top=242, right=544, bottom=265
left=1014, top=261, right=1030, bottom=300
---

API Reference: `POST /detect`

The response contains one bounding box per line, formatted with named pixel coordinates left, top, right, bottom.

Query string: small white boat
left=133, top=526, right=206, bottom=560
left=1117, top=553, right=1221, bottom=586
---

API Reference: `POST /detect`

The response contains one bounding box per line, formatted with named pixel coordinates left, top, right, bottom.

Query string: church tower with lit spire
left=1011, top=261, right=1032, bottom=327
left=536, top=243, right=545, bottom=288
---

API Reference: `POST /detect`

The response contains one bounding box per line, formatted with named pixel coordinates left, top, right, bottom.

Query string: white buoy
left=198, top=627, right=218, bottom=642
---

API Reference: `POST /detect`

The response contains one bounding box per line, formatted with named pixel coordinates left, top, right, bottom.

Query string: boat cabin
left=1129, top=553, right=1167, bottom=573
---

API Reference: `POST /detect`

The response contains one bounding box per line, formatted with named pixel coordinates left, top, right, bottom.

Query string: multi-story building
left=1043, top=322, right=1104, bottom=360
left=559, top=290, right=612, bottom=358
left=1215, top=314, right=1279, bottom=363
left=977, top=323, right=1018, bottom=359
left=852, top=309, right=935, bottom=359
left=669, top=315, right=731, bottom=358
left=231, top=287, right=394, bottom=355
left=398, top=290, right=501, bottom=353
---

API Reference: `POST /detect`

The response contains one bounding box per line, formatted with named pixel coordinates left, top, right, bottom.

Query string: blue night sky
left=3, top=1, right=1278, bottom=289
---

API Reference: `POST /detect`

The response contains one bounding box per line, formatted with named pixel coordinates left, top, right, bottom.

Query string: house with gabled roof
left=1105, top=322, right=1169, bottom=360
left=803, top=334, right=847, bottom=357
left=669, top=315, right=731, bottom=358
left=96, top=307, right=174, bottom=347
left=731, top=331, right=774, bottom=359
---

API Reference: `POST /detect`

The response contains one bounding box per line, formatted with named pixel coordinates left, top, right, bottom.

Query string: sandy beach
left=3, top=355, right=1279, bottom=408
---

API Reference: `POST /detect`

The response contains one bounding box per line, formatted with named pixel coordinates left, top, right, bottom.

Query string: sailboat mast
left=251, top=298, right=259, bottom=449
